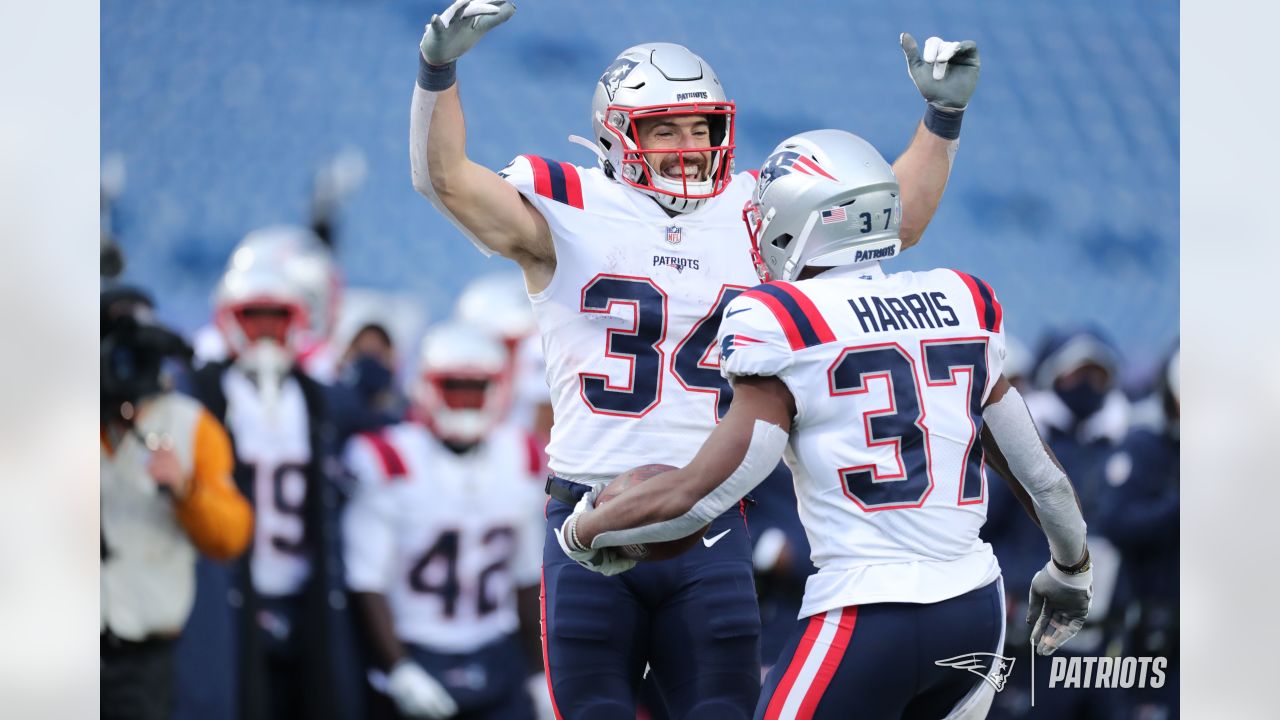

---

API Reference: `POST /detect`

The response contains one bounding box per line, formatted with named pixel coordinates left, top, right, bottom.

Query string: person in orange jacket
left=101, top=285, right=253, bottom=720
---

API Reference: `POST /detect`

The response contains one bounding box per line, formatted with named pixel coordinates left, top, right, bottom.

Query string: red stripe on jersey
left=558, top=161, right=584, bottom=209
left=951, top=270, right=992, bottom=331
left=748, top=169, right=760, bottom=181
left=741, top=289, right=807, bottom=351
left=774, top=282, right=837, bottom=343
left=360, top=431, right=406, bottom=479
left=523, top=154, right=553, bottom=200
left=795, top=607, right=859, bottom=718
left=524, top=432, right=546, bottom=477
left=765, top=614, right=826, bottom=720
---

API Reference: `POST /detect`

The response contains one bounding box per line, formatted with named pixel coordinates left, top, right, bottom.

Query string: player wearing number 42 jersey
left=343, top=322, right=550, bottom=720
left=566, top=131, right=1095, bottom=720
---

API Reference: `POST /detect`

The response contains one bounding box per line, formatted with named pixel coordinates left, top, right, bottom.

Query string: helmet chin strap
left=779, top=211, right=822, bottom=281
left=568, top=134, right=608, bottom=166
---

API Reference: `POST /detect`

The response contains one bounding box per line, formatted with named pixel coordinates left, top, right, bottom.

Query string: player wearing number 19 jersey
left=412, top=2, right=977, bottom=715
left=190, top=229, right=353, bottom=720
left=568, top=131, right=1095, bottom=720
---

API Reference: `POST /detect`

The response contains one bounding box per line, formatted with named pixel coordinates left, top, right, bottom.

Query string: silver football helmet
left=411, top=321, right=510, bottom=446
left=591, top=42, right=735, bottom=214
left=744, top=130, right=902, bottom=282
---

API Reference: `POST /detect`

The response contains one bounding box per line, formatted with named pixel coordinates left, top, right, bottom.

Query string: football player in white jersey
left=452, top=272, right=549, bottom=438
left=410, top=2, right=980, bottom=716
left=564, top=130, right=1093, bottom=719
left=343, top=321, right=550, bottom=720
left=189, top=234, right=353, bottom=720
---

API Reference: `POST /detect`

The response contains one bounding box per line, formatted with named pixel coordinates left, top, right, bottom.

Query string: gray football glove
left=1027, top=560, right=1093, bottom=656
left=420, top=0, right=516, bottom=66
left=900, top=33, right=980, bottom=110
left=555, top=491, right=637, bottom=577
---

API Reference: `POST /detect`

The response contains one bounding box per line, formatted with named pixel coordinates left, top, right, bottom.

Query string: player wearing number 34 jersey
left=569, top=131, right=1095, bottom=720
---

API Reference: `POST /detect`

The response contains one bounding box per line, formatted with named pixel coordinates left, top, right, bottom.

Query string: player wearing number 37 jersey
left=568, top=131, right=1095, bottom=720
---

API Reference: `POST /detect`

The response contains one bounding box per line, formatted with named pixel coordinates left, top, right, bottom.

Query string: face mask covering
left=348, top=354, right=394, bottom=401
left=1055, top=380, right=1106, bottom=420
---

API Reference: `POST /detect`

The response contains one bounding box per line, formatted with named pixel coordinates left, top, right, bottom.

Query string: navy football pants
left=756, top=579, right=1005, bottom=720
left=542, top=479, right=762, bottom=719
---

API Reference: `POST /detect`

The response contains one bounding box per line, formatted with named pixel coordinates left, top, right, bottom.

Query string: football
left=594, top=464, right=709, bottom=562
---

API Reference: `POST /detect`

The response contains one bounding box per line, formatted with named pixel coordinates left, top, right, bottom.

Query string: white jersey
left=342, top=422, right=545, bottom=653
left=502, top=155, right=761, bottom=482
left=222, top=367, right=313, bottom=597
left=718, top=263, right=1007, bottom=616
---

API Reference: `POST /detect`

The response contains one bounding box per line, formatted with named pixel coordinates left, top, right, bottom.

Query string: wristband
left=418, top=54, right=457, bottom=92
left=923, top=104, right=964, bottom=140
left=1053, top=547, right=1091, bottom=575
left=567, top=514, right=587, bottom=553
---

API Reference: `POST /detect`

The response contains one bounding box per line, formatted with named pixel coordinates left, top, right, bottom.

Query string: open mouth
left=660, top=163, right=704, bottom=181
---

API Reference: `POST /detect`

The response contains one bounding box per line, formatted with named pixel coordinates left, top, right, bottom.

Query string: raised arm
left=892, top=34, right=980, bottom=250
left=981, top=375, right=1093, bottom=655
left=410, top=0, right=555, bottom=285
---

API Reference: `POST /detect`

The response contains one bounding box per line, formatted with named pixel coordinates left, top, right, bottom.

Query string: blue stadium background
left=102, top=0, right=1178, bottom=369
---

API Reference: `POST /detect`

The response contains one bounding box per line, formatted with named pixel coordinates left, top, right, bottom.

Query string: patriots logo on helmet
left=935, top=653, right=1017, bottom=692
left=600, top=57, right=640, bottom=101
left=756, top=150, right=838, bottom=198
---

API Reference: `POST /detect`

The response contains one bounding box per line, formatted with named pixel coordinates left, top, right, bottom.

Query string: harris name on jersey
left=847, top=291, right=961, bottom=334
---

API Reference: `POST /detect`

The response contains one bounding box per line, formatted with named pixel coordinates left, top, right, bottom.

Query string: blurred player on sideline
left=343, top=322, right=550, bottom=720
left=565, top=131, right=1094, bottom=719
left=189, top=232, right=355, bottom=720
left=453, top=272, right=549, bottom=439
left=411, top=1, right=980, bottom=715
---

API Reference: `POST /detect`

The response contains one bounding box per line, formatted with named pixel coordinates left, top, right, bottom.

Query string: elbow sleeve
left=591, top=420, right=789, bottom=548
left=983, top=387, right=1088, bottom=564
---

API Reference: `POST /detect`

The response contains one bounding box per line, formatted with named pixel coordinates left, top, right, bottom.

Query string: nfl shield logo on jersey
left=665, top=226, right=683, bottom=245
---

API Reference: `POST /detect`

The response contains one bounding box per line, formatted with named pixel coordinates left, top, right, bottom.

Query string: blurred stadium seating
left=102, top=0, right=1177, bottom=366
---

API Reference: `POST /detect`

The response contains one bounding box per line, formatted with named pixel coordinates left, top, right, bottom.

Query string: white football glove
left=525, top=672, right=557, bottom=720
left=900, top=33, right=980, bottom=110
left=420, top=0, right=516, bottom=66
left=386, top=660, right=458, bottom=719
left=1027, top=560, right=1093, bottom=656
left=555, top=491, right=637, bottom=576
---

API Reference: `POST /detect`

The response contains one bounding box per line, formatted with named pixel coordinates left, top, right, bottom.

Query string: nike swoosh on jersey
left=725, top=308, right=751, bottom=318
left=702, top=529, right=731, bottom=548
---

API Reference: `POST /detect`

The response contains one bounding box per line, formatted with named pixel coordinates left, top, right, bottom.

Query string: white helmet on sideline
left=411, top=322, right=509, bottom=446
